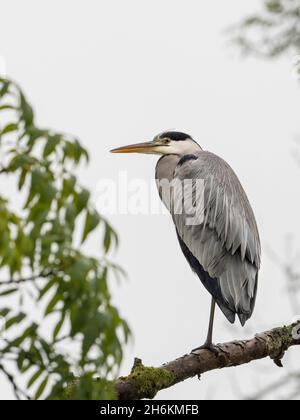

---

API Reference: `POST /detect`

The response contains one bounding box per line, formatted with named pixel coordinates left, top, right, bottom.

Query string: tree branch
left=0, top=363, right=31, bottom=400
left=115, top=321, right=300, bottom=400
left=0, top=270, right=54, bottom=286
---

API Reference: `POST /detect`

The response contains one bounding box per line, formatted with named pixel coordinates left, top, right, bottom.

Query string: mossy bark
left=115, top=321, right=300, bottom=400
left=116, top=358, right=174, bottom=400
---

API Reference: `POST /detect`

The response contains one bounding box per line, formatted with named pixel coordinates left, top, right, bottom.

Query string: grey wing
left=172, top=152, right=261, bottom=325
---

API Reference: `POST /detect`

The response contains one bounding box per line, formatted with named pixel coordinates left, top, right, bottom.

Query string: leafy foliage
left=0, top=78, right=130, bottom=399
left=231, top=0, right=300, bottom=57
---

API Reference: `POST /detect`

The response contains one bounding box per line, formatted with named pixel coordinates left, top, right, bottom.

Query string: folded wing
left=172, top=152, right=261, bottom=325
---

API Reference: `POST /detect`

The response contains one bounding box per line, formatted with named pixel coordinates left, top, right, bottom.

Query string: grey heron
left=111, top=131, right=261, bottom=352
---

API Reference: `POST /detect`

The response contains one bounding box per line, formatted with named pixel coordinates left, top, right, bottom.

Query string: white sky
left=1, top=0, right=300, bottom=400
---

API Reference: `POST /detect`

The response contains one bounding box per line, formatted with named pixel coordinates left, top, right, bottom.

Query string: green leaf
left=8, top=154, right=36, bottom=172
left=53, top=313, right=66, bottom=340
left=18, top=168, right=28, bottom=190
left=75, top=188, right=90, bottom=214
left=0, top=287, right=18, bottom=296
left=0, top=104, right=15, bottom=111
left=82, top=210, right=100, bottom=243
left=1, top=122, right=18, bottom=135
left=65, top=203, right=77, bottom=229
left=43, top=135, right=61, bottom=158
left=35, top=376, right=49, bottom=400
left=44, top=291, right=61, bottom=316
left=103, top=225, right=111, bottom=253
left=0, top=80, right=10, bottom=97
left=0, top=307, right=10, bottom=317
left=20, top=92, right=34, bottom=127
left=266, top=0, right=282, bottom=13
left=17, top=351, right=26, bottom=371
left=27, top=368, right=44, bottom=389
left=62, top=176, right=76, bottom=198
left=39, top=278, right=57, bottom=299
left=68, top=259, right=93, bottom=283
left=10, top=324, right=37, bottom=347
left=26, top=126, right=48, bottom=146
left=31, top=168, right=47, bottom=193
left=5, top=312, right=26, bottom=329
left=82, top=313, right=106, bottom=357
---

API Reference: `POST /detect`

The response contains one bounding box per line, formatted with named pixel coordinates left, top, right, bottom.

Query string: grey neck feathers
left=155, top=155, right=181, bottom=183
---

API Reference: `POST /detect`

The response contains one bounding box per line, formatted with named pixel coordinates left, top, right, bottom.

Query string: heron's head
left=110, top=131, right=201, bottom=156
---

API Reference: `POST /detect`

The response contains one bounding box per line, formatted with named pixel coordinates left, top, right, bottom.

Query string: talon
left=191, top=343, right=219, bottom=356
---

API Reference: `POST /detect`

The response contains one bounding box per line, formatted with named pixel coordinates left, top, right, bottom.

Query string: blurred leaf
left=1, top=122, right=18, bottom=135
left=75, top=188, right=90, bottom=214
left=35, top=376, right=49, bottom=400
left=20, top=92, right=34, bottom=128
left=0, top=288, right=18, bottom=297
left=5, top=313, right=26, bottom=330
left=27, top=368, right=44, bottom=389
left=0, top=77, right=129, bottom=400
left=53, top=313, right=65, bottom=340
left=0, top=105, right=15, bottom=111
left=45, top=291, right=61, bottom=316
left=39, top=278, right=57, bottom=299
left=43, top=135, right=60, bottom=158
left=82, top=210, right=100, bottom=243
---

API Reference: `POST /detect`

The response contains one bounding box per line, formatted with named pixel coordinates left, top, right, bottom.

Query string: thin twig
left=0, top=271, right=54, bottom=286
left=0, top=363, right=31, bottom=400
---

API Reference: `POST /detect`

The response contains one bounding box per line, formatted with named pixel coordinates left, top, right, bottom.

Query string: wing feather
left=172, top=151, right=261, bottom=325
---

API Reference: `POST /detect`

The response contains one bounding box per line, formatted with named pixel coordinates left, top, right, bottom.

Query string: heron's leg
left=191, top=298, right=219, bottom=355
left=205, top=298, right=216, bottom=346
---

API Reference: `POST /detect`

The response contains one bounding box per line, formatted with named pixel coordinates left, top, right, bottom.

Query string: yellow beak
left=110, top=141, right=160, bottom=154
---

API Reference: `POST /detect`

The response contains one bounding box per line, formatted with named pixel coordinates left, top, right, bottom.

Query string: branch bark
left=115, top=321, right=300, bottom=400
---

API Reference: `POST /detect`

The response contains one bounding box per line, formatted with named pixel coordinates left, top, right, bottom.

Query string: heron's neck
left=177, top=140, right=202, bottom=156
left=155, top=154, right=181, bottom=183
left=155, top=142, right=201, bottom=182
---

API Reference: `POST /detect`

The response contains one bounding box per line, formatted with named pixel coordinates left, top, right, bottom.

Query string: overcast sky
left=1, top=0, right=300, bottom=400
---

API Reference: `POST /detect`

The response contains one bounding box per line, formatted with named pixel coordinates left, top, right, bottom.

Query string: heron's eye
left=162, top=138, right=171, bottom=144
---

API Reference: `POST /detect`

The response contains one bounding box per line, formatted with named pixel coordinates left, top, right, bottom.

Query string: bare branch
left=115, top=321, right=300, bottom=400
left=0, top=363, right=31, bottom=400
left=0, top=270, right=54, bottom=286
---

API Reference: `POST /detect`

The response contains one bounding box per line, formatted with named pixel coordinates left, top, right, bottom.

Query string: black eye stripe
left=160, top=131, right=192, bottom=141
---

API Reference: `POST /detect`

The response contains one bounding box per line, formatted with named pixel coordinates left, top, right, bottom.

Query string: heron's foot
left=191, top=342, right=219, bottom=356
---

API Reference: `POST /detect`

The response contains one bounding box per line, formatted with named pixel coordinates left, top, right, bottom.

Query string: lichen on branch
left=115, top=321, right=300, bottom=400
left=116, top=358, right=174, bottom=400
